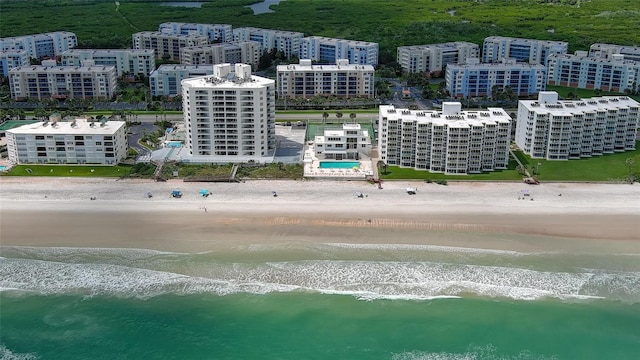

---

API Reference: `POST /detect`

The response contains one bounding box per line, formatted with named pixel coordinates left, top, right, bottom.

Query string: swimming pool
left=0, top=165, right=7, bottom=171
left=319, top=161, right=361, bottom=169
left=167, top=141, right=182, bottom=148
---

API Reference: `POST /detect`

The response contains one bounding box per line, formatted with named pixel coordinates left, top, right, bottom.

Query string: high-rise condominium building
left=232, top=27, right=304, bottom=59
left=589, top=43, right=640, bottom=62
left=299, top=36, right=379, bottom=66
left=482, top=36, right=568, bottom=65
left=0, top=31, right=77, bottom=59
left=378, top=103, right=512, bottom=174
left=6, top=117, right=127, bottom=165
left=181, top=63, right=276, bottom=163
left=132, top=32, right=209, bottom=62
left=515, top=91, right=639, bottom=160
left=547, top=51, right=640, bottom=93
left=60, top=49, right=156, bottom=76
left=276, top=59, right=374, bottom=99
left=0, top=50, right=29, bottom=76
left=396, top=42, right=479, bottom=75
left=445, top=58, right=546, bottom=98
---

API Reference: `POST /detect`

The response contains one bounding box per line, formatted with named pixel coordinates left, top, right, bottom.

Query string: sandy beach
left=1, top=177, right=639, bottom=253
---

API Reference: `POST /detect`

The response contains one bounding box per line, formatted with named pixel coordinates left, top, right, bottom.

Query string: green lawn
left=381, top=142, right=640, bottom=182
left=4, top=165, right=132, bottom=177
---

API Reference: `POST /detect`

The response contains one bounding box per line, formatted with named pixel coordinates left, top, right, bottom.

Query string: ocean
left=1, top=241, right=639, bottom=359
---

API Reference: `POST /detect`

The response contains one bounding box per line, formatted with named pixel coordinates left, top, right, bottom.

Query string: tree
left=322, top=111, right=329, bottom=124
left=335, top=111, right=343, bottom=122
left=349, top=112, right=356, bottom=123
left=377, top=160, right=388, bottom=175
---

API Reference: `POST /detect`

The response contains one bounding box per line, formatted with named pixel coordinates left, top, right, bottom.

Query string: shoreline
left=1, top=177, right=639, bottom=254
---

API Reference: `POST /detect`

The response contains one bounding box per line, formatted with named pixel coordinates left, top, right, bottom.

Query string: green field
left=4, top=164, right=132, bottom=177
left=1, top=0, right=638, bottom=64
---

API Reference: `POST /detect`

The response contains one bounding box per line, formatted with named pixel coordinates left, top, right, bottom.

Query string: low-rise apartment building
left=547, top=51, right=640, bottom=93
left=132, top=31, right=209, bottom=62
left=589, top=43, right=640, bottom=62
left=378, top=103, right=512, bottom=174
left=515, top=91, right=639, bottom=160
left=0, top=49, right=29, bottom=76
left=6, top=117, right=127, bottom=165
left=276, top=59, right=374, bottom=99
left=9, top=62, right=117, bottom=100
left=149, top=64, right=215, bottom=97
left=445, top=58, right=546, bottom=98
left=482, top=36, right=567, bottom=65
left=159, top=22, right=233, bottom=43
left=299, top=36, right=379, bottom=66
left=0, top=31, right=77, bottom=60
left=60, top=49, right=156, bottom=76
left=397, top=42, right=479, bottom=75
left=232, top=27, right=304, bottom=59
left=180, top=41, right=260, bottom=69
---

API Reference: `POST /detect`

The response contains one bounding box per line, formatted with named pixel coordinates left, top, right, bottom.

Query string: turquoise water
left=167, top=141, right=182, bottom=148
left=1, top=243, right=639, bottom=359
left=0, top=165, right=6, bottom=171
left=319, top=161, right=361, bottom=169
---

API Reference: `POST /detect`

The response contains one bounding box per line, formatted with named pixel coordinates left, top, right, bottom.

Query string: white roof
left=8, top=118, right=125, bottom=135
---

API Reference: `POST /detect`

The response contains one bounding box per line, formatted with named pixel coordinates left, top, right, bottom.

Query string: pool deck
left=303, top=144, right=374, bottom=180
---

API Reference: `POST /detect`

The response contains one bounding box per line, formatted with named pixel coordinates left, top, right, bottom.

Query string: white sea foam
left=324, top=243, right=528, bottom=256
left=392, top=345, right=559, bottom=360
left=0, top=344, right=38, bottom=360
left=2, top=253, right=639, bottom=302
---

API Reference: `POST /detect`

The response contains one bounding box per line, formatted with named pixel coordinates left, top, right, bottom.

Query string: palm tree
left=335, top=111, right=343, bottom=122
left=322, top=111, right=329, bottom=124
left=376, top=160, right=387, bottom=175
left=349, top=112, right=356, bottom=123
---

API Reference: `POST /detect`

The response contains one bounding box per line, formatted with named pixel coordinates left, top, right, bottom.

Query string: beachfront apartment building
left=515, top=91, right=639, bottom=160
left=6, top=117, right=127, bottom=165
left=0, top=50, right=30, bottom=76
left=9, top=62, right=117, bottom=101
left=378, top=103, right=511, bottom=174
left=547, top=51, right=640, bottom=93
left=299, top=36, right=379, bottom=66
left=132, top=32, right=209, bottom=62
left=60, top=49, right=156, bottom=76
left=482, top=36, right=568, bottom=65
left=181, top=63, right=276, bottom=163
left=232, top=27, right=304, bottom=59
left=149, top=64, right=215, bottom=97
left=445, top=58, right=546, bottom=98
left=589, top=43, right=640, bottom=62
left=314, top=123, right=372, bottom=160
left=159, top=22, right=233, bottom=43
left=397, top=42, right=480, bottom=75
left=180, top=42, right=261, bottom=69
left=0, top=31, right=77, bottom=60
left=276, top=59, right=375, bottom=99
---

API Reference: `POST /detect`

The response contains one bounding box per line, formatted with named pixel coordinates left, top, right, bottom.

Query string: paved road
left=132, top=113, right=379, bottom=123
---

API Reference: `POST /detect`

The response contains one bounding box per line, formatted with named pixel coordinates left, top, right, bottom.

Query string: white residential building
left=299, top=36, right=379, bottom=66
left=0, top=49, right=29, bottom=76
left=547, top=51, right=640, bottom=93
left=6, top=117, right=127, bottom=165
left=181, top=63, right=276, bottom=163
left=515, top=91, right=639, bottom=160
left=378, top=103, right=512, bottom=174
left=60, top=49, right=156, bottom=76
left=9, top=63, right=117, bottom=100
left=159, top=22, right=233, bottom=43
left=445, top=58, right=546, bottom=98
left=276, top=59, right=374, bottom=99
left=149, top=64, right=215, bottom=97
left=180, top=41, right=261, bottom=68
left=482, top=36, right=568, bottom=65
left=0, top=31, right=77, bottom=59
left=397, top=42, right=480, bottom=75
left=232, top=27, right=304, bottom=58
left=589, top=43, right=640, bottom=62
left=314, top=123, right=372, bottom=160
left=132, top=31, right=209, bottom=62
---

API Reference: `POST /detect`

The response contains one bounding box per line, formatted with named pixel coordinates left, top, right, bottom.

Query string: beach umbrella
left=200, top=189, right=210, bottom=197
